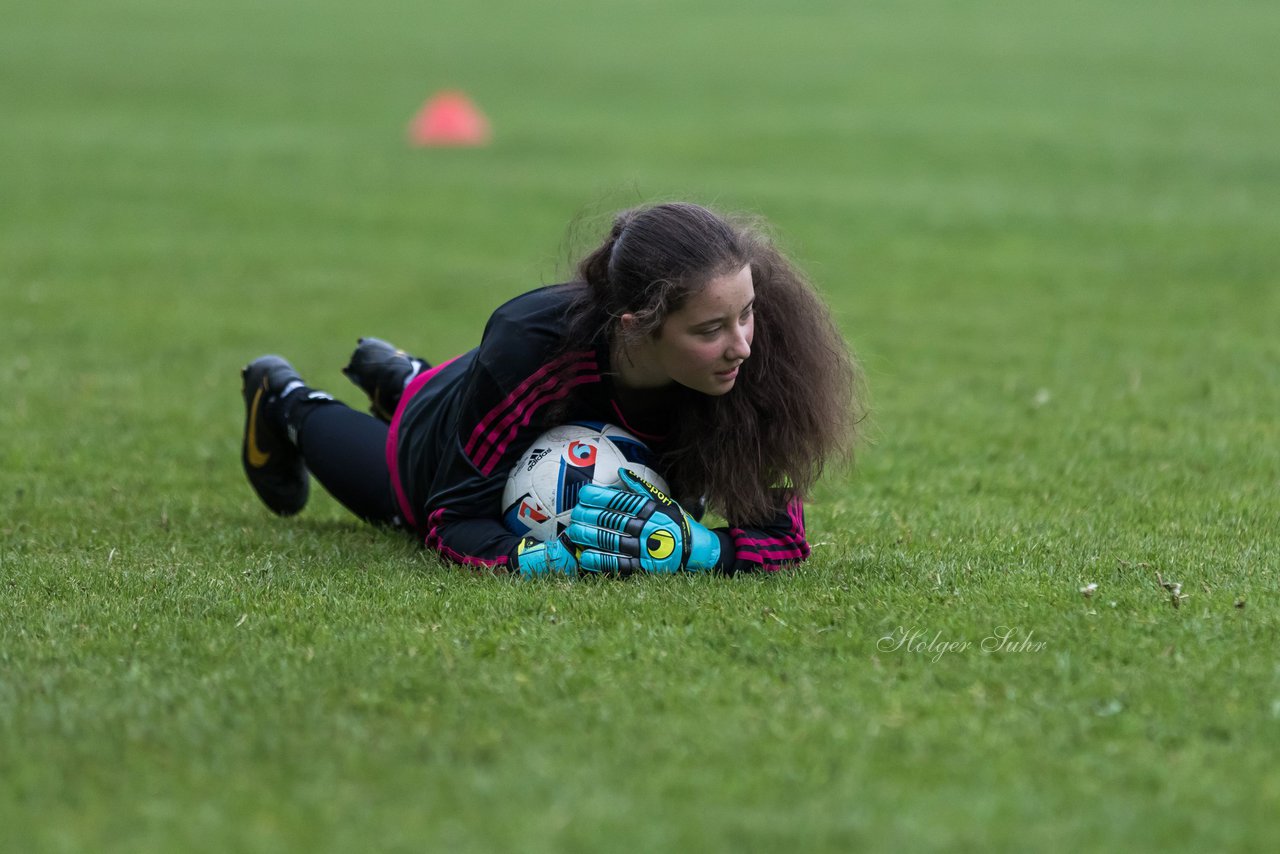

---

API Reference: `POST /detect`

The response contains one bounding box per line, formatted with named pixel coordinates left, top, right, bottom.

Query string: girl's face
left=651, top=264, right=755, bottom=396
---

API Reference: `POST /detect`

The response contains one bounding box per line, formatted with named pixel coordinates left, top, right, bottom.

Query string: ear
left=619, top=312, right=638, bottom=333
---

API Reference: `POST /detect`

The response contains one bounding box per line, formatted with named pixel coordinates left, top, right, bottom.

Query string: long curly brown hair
left=561, top=202, right=864, bottom=525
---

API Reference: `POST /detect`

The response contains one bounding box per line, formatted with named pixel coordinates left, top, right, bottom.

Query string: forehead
left=675, top=264, right=754, bottom=319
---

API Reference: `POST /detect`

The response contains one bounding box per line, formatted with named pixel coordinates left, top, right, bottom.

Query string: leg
left=292, top=401, right=400, bottom=526
left=241, top=354, right=398, bottom=526
left=342, top=338, right=430, bottom=421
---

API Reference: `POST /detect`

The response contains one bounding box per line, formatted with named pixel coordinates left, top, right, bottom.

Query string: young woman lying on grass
left=240, top=202, right=863, bottom=576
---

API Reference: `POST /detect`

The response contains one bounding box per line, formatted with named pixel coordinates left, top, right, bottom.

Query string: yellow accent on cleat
left=245, top=378, right=272, bottom=468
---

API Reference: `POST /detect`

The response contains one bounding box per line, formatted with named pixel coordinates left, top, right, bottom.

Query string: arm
left=416, top=432, right=522, bottom=571
left=416, top=291, right=602, bottom=574
left=418, top=441, right=577, bottom=577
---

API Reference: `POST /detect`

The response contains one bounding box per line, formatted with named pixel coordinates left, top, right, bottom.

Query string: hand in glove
left=565, top=469, right=721, bottom=575
left=512, top=534, right=578, bottom=578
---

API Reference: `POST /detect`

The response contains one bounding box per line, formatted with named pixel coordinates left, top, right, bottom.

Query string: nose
left=726, top=325, right=751, bottom=363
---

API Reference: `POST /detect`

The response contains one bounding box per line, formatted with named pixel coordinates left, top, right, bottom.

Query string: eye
left=697, top=326, right=721, bottom=339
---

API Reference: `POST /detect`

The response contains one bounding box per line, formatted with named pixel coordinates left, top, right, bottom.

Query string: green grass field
left=3, top=0, right=1279, bottom=850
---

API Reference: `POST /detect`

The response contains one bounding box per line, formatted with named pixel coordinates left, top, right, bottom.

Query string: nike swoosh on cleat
left=246, top=380, right=272, bottom=468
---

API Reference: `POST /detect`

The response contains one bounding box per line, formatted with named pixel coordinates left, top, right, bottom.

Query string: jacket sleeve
left=416, top=302, right=602, bottom=570
left=712, top=491, right=810, bottom=574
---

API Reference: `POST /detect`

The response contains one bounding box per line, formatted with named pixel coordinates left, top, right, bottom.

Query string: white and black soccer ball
left=502, top=421, right=669, bottom=542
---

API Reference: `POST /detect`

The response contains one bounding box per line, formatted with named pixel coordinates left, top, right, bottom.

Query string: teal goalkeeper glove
left=513, top=534, right=579, bottom=578
left=565, top=469, right=722, bottom=575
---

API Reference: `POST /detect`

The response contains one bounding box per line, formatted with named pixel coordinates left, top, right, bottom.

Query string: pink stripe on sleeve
left=735, top=533, right=806, bottom=548
left=730, top=495, right=809, bottom=567
left=473, top=370, right=602, bottom=475
left=463, top=351, right=592, bottom=460
left=468, top=361, right=590, bottom=462
left=422, top=508, right=510, bottom=568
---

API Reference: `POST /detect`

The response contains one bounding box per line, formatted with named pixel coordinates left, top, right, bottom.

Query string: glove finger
left=616, top=468, right=675, bottom=507
left=564, top=521, right=641, bottom=555
left=576, top=483, right=652, bottom=516
left=569, top=501, right=648, bottom=536
left=578, top=549, right=641, bottom=576
left=515, top=538, right=576, bottom=578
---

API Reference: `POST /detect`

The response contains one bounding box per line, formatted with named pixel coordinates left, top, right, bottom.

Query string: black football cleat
left=241, top=355, right=310, bottom=516
left=342, top=337, right=427, bottom=421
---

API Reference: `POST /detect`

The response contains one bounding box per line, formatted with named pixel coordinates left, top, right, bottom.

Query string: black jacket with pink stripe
left=389, top=283, right=810, bottom=573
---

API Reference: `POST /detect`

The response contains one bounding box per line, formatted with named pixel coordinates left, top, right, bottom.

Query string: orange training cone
left=409, top=91, right=491, bottom=147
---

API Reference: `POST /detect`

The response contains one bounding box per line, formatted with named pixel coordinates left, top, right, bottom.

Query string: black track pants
left=295, top=402, right=401, bottom=526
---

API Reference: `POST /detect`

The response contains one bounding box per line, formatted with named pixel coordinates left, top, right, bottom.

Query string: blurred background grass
left=2, top=0, right=1279, bottom=851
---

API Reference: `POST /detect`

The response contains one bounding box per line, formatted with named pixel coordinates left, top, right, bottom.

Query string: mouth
left=714, top=365, right=740, bottom=382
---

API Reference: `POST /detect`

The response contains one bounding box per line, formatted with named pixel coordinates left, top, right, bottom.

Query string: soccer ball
left=502, top=421, right=670, bottom=542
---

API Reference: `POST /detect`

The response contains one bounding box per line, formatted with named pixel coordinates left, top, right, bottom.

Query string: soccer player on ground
left=240, top=202, right=863, bottom=576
